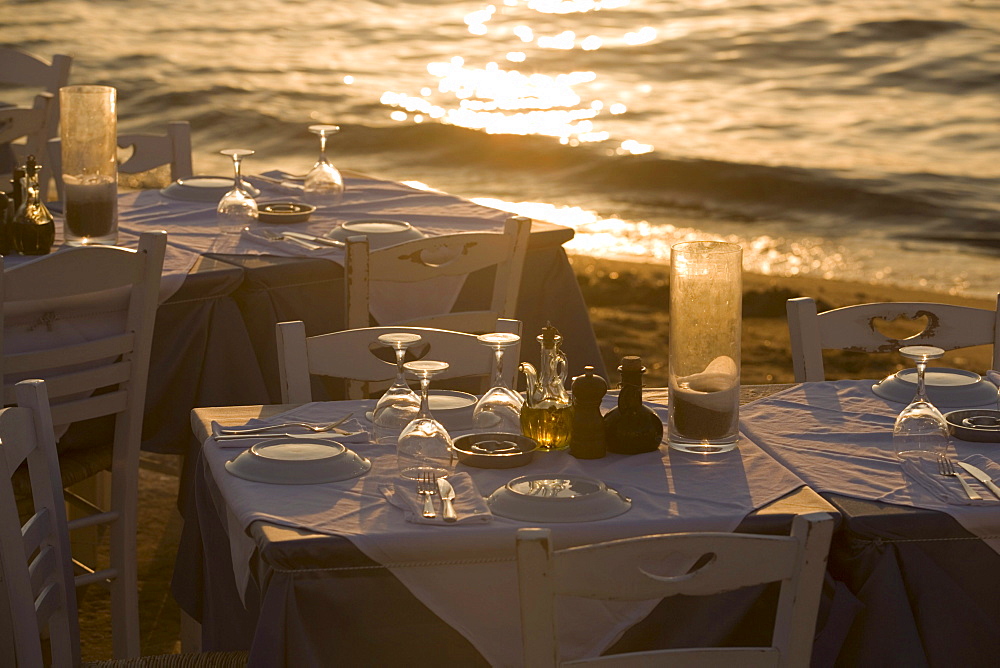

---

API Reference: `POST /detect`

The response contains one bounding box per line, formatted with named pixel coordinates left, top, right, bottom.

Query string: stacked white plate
left=486, top=474, right=631, bottom=523
left=225, top=437, right=371, bottom=484
left=873, top=368, right=999, bottom=407
left=325, top=219, right=424, bottom=248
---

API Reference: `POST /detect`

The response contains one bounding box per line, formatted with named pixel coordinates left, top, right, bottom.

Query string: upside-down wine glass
left=893, top=345, right=950, bottom=460
left=372, top=332, right=423, bottom=445
left=472, top=332, right=523, bottom=434
left=304, top=124, right=344, bottom=205
left=217, top=148, right=258, bottom=234
left=397, top=360, right=454, bottom=479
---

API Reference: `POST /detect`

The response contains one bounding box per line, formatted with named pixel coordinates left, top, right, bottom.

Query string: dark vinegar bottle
left=604, top=356, right=663, bottom=454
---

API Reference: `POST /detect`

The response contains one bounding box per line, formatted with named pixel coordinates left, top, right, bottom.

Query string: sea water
left=4, top=0, right=998, bottom=295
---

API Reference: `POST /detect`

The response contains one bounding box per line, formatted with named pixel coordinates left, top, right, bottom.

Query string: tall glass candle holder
left=59, top=85, right=118, bottom=246
left=667, top=241, right=743, bottom=454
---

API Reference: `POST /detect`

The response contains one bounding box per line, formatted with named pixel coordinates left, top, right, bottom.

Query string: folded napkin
left=209, top=403, right=370, bottom=448
left=380, top=472, right=493, bottom=525
left=900, top=454, right=1000, bottom=506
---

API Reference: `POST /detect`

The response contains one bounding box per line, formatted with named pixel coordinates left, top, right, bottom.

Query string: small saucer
left=452, top=433, right=537, bottom=468
left=258, top=201, right=316, bottom=224
left=944, top=409, right=1000, bottom=443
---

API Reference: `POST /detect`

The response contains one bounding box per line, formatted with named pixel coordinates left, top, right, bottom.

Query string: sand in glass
left=397, top=360, right=453, bottom=479
left=472, top=332, right=523, bottom=434
left=893, top=345, right=950, bottom=460
left=372, top=332, right=422, bottom=445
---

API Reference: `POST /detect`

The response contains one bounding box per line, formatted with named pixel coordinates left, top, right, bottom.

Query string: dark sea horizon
left=4, top=0, right=999, bottom=296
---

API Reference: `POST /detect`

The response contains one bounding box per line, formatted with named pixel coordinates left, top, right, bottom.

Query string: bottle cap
left=619, top=356, right=645, bottom=373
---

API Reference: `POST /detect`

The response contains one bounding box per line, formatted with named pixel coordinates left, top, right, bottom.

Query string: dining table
left=4, top=171, right=604, bottom=471
left=172, top=385, right=843, bottom=667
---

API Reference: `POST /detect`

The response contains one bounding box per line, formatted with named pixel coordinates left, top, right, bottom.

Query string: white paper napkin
left=380, top=472, right=493, bottom=525
left=899, top=454, right=1000, bottom=506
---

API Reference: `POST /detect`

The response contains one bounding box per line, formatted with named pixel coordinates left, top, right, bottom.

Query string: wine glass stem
left=232, top=155, right=243, bottom=189
left=915, top=359, right=929, bottom=402
left=492, top=347, right=505, bottom=389
left=318, top=133, right=329, bottom=164
left=394, top=347, right=407, bottom=387
left=418, top=375, right=431, bottom=419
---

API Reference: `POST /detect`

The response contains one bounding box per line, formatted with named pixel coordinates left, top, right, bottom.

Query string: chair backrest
left=516, top=512, right=834, bottom=668
left=276, top=319, right=522, bottom=402
left=0, top=379, right=81, bottom=667
left=0, top=47, right=73, bottom=125
left=786, top=295, right=1000, bottom=382
left=47, top=120, right=194, bottom=199
left=0, top=93, right=55, bottom=201
left=1, top=231, right=167, bottom=659
left=344, top=215, right=531, bottom=333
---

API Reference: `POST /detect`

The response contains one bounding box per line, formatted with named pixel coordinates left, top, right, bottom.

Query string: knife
left=956, top=462, right=1000, bottom=500
left=437, top=477, right=458, bottom=523
left=282, top=231, right=345, bottom=248
left=213, top=430, right=354, bottom=441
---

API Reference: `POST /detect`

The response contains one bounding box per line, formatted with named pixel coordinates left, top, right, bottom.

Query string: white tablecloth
left=740, top=380, right=1000, bottom=554
left=203, top=397, right=806, bottom=667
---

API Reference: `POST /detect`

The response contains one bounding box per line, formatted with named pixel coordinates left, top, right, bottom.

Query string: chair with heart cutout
left=786, top=294, right=1000, bottom=382
left=48, top=120, right=194, bottom=199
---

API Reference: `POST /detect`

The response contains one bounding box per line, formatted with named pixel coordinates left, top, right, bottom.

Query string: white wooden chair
left=48, top=120, right=195, bottom=199
left=786, top=295, right=1000, bottom=382
left=0, top=92, right=55, bottom=201
left=0, top=48, right=72, bottom=200
left=1, top=231, right=167, bottom=659
left=276, top=319, right=522, bottom=402
left=0, top=379, right=248, bottom=667
left=516, top=512, right=834, bottom=667
left=0, top=47, right=72, bottom=138
left=344, top=215, right=531, bottom=333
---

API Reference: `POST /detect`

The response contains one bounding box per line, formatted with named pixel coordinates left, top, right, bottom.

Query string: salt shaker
left=570, top=366, right=607, bottom=459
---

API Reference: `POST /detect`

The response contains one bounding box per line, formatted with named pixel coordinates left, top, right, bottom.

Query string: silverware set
left=215, top=414, right=354, bottom=440
left=937, top=453, right=981, bottom=500
left=415, top=471, right=458, bottom=522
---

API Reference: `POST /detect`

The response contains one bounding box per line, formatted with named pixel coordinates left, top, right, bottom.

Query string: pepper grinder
left=604, top=356, right=663, bottom=454
left=569, top=366, right=608, bottom=459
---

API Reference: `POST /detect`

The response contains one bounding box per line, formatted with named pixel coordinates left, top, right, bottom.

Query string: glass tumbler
left=667, top=240, right=743, bottom=454
left=59, top=85, right=119, bottom=246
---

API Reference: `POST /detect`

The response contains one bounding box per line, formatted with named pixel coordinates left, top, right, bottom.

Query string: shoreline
left=569, top=254, right=995, bottom=387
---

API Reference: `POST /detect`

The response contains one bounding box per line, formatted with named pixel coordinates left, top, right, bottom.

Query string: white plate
left=872, top=367, right=999, bottom=407
left=324, top=219, right=424, bottom=248
left=225, top=437, right=371, bottom=484
left=486, top=474, right=631, bottom=523
left=366, top=390, right=476, bottom=432
left=161, top=175, right=260, bottom=202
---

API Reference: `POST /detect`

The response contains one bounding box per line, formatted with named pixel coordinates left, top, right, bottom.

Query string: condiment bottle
left=0, top=192, right=12, bottom=255
left=519, top=323, right=573, bottom=451
left=604, top=356, right=663, bottom=454
left=570, top=366, right=607, bottom=459
left=11, top=155, right=55, bottom=255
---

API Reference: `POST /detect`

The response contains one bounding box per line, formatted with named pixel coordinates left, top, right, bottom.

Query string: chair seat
left=84, top=650, right=250, bottom=667
left=14, top=441, right=113, bottom=514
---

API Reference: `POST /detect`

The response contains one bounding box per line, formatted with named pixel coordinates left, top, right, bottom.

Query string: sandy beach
left=77, top=253, right=996, bottom=661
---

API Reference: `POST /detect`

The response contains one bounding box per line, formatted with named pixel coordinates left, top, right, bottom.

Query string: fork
left=218, top=414, right=353, bottom=435
left=259, top=227, right=320, bottom=250
left=938, top=453, right=981, bottom=500
left=416, top=471, right=438, bottom=518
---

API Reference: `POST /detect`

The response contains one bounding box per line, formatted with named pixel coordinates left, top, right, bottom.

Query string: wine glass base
left=399, top=465, right=449, bottom=480
left=895, top=449, right=943, bottom=461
